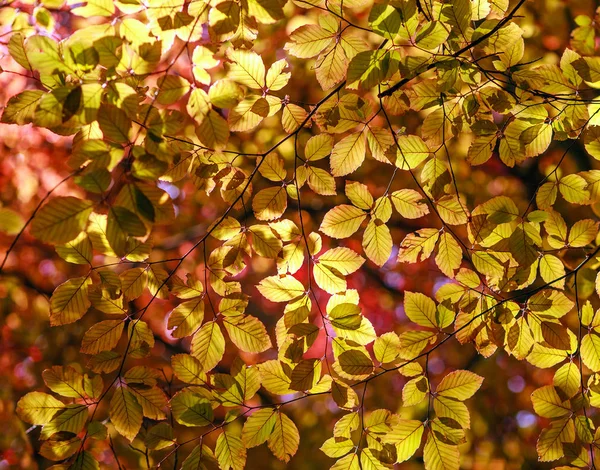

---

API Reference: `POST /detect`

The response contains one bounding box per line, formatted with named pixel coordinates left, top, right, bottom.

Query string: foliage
left=2, top=0, right=600, bottom=468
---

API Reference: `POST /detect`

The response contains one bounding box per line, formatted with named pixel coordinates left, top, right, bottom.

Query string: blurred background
left=1, top=0, right=599, bottom=468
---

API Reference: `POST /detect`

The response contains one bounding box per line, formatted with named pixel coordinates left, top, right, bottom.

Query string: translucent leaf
left=16, top=392, right=65, bottom=425
left=110, top=386, right=142, bottom=441
left=330, top=132, right=366, bottom=177
left=31, top=197, right=93, bottom=245
left=242, top=409, right=277, bottom=448
left=436, top=370, right=484, bottom=400
left=170, top=390, right=213, bottom=427
left=224, top=315, right=272, bottom=353
left=216, top=431, right=247, bottom=470
left=80, top=320, right=123, bottom=354
left=191, top=321, right=225, bottom=372
left=50, top=277, right=92, bottom=326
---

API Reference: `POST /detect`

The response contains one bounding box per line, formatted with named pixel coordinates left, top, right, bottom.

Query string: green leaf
left=170, top=390, right=214, bottom=427
left=267, top=412, right=300, bottom=462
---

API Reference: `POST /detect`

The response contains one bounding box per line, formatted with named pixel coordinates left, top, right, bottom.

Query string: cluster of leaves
left=3, top=0, right=600, bottom=468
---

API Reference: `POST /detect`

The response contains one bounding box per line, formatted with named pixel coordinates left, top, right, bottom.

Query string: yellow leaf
left=423, top=432, right=460, bottom=470
left=252, top=186, right=287, bottom=221
left=435, top=232, right=462, bottom=278
left=110, top=386, right=142, bottom=441
left=320, top=205, right=367, bottom=239
left=436, top=370, right=484, bottom=401
left=257, top=275, right=306, bottom=302
left=363, top=219, right=392, bottom=266
left=531, top=385, right=571, bottom=418
left=50, top=277, right=92, bottom=326
left=16, top=392, right=65, bottom=425
left=330, top=132, right=366, bottom=177
left=191, top=321, right=225, bottom=372
left=242, top=409, right=277, bottom=448
left=268, top=412, right=300, bottom=462
left=216, top=431, right=247, bottom=470
left=226, top=49, right=265, bottom=90
left=390, top=189, right=429, bottom=219
left=31, top=196, right=93, bottom=245
left=581, top=333, right=600, bottom=372
left=223, top=315, right=272, bottom=353
left=81, top=320, right=124, bottom=354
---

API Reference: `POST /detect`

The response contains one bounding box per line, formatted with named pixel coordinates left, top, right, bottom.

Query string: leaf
left=305, top=134, right=334, bottom=161
left=531, top=386, right=571, bottom=418
left=528, top=290, right=574, bottom=319
left=423, top=432, right=460, bottom=470
left=41, top=403, right=88, bottom=439
left=319, top=247, right=365, bottom=275
left=285, top=24, right=333, bottom=58
left=197, top=110, right=230, bottom=149
left=80, top=320, right=124, bottom=354
left=330, top=132, right=366, bottom=177
left=267, top=412, right=300, bottom=462
left=1, top=90, right=44, bottom=125
left=49, top=277, right=92, bottom=326
left=170, top=390, right=214, bottom=427
left=224, top=315, right=272, bottom=353
left=362, top=219, right=393, bottom=266
left=181, top=444, right=216, bottom=470
left=390, top=189, right=429, bottom=219
left=110, top=386, right=142, bottom=441
left=537, top=418, right=575, bottom=462
left=404, top=291, right=439, bottom=329
left=374, top=332, right=401, bottom=364
left=398, top=229, right=440, bottom=263
left=16, top=392, right=65, bottom=425
left=171, top=354, right=207, bottom=385
left=42, top=366, right=85, bottom=398
left=191, top=321, right=225, bottom=372
left=168, top=298, right=205, bottom=338
left=436, top=370, right=484, bottom=400
left=559, top=174, right=589, bottom=204
left=316, top=43, right=348, bottom=90
left=216, top=431, right=247, bottom=470
left=257, top=275, right=306, bottom=302
left=252, top=186, right=288, bottom=221
left=386, top=420, right=424, bottom=463
left=539, top=254, right=566, bottom=289
left=31, top=197, right=93, bottom=245
left=227, top=49, right=265, bottom=90
left=337, top=350, right=373, bottom=379
left=581, top=334, right=600, bottom=372
left=435, top=232, right=462, bottom=278
left=242, top=409, right=278, bottom=448
left=320, top=205, right=367, bottom=239
left=568, top=219, right=597, bottom=247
